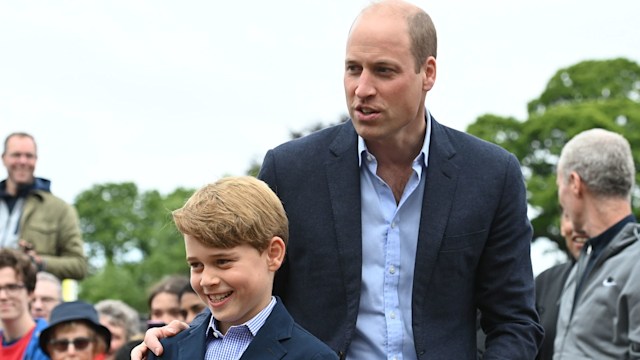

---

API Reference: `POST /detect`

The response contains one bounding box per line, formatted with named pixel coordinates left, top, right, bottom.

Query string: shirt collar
left=207, top=296, right=277, bottom=338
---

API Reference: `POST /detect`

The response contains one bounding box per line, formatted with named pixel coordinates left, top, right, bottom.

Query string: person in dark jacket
left=134, top=1, right=543, bottom=358
left=534, top=210, right=587, bottom=360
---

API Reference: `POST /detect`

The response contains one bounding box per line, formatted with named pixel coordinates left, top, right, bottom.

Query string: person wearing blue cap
left=39, top=301, right=111, bottom=360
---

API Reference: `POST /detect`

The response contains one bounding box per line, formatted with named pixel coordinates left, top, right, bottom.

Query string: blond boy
left=148, top=176, right=336, bottom=359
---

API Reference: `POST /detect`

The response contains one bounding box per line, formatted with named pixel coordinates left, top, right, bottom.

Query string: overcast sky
left=2, top=0, right=639, bottom=204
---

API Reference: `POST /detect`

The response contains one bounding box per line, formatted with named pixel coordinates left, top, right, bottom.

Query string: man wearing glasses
left=0, top=248, right=49, bottom=359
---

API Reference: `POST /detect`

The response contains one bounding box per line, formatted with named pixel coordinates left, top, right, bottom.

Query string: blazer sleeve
left=476, top=153, right=544, bottom=358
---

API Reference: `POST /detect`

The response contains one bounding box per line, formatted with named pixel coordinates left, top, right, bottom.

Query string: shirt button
left=390, top=311, right=396, bottom=319
left=367, top=154, right=374, bottom=162
left=390, top=222, right=396, bottom=228
left=389, top=265, right=396, bottom=274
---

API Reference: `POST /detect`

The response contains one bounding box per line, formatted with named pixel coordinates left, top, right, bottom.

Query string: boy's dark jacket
left=148, top=297, right=337, bottom=359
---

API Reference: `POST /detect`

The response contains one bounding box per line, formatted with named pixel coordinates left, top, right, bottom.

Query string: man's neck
left=366, top=119, right=427, bottom=203
left=584, top=198, right=633, bottom=238
left=5, top=181, right=18, bottom=196
left=1, top=312, right=35, bottom=343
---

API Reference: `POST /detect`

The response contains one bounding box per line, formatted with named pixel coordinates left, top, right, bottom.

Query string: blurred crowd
left=0, top=247, right=203, bottom=360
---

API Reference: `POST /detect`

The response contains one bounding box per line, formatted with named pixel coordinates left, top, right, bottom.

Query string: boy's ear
left=266, top=236, right=286, bottom=271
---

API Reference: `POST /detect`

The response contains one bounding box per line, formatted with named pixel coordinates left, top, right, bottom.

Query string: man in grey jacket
left=554, top=128, right=640, bottom=359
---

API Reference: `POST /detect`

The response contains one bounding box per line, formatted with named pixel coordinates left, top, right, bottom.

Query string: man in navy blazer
left=260, top=117, right=542, bottom=359
left=148, top=298, right=337, bottom=360
left=132, top=1, right=543, bottom=359
left=257, top=1, right=542, bottom=359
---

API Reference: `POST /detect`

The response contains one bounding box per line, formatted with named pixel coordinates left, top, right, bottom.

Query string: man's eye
left=346, top=65, right=361, bottom=73
left=9, top=153, right=35, bottom=159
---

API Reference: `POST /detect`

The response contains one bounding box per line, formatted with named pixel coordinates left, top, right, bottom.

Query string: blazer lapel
left=410, top=118, right=459, bottom=353
left=326, top=121, right=363, bottom=334
left=240, top=300, right=291, bottom=359
left=412, top=118, right=459, bottom=304
left=178, top=312, right=211, bottom=359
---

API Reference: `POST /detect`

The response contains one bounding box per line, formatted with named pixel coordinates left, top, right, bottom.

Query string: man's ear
left=266, top=236, right=286, bottom=271
left=422, top=56, right=436, bottom=92
left=569, top=171, right=583, bottom=196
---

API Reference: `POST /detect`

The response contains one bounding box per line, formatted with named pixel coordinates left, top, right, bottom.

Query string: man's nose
left=354, top=70, right=376, bottom=99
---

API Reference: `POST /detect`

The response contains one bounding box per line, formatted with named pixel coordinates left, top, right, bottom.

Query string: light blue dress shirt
left=348, top=115, right=431, bottom=360
left=205, top=296, right=277, bottom=360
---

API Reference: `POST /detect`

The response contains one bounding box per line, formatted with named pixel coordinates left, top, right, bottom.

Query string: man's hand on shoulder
left=130, top=320, right=189, bottom=360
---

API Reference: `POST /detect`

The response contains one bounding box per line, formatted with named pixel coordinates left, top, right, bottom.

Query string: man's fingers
left=130, top=342, right=149, bottom=360
left=137, top=320, right=189, bottom=358
left=143, top=327, right=165, bottom=357
left=163, top=319, right=189, bottom=335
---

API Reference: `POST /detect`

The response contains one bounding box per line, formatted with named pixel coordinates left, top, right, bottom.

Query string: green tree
left=75, top=183, right=194, bottom=312
left=467, top=58, right=640, bottom=249
left=528, top=58, right=640, bottom=115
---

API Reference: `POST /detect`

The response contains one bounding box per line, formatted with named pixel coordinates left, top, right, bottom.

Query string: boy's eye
left=188, top=262, right=203, bottom=271
left=216, top=259, right=231, bottom=266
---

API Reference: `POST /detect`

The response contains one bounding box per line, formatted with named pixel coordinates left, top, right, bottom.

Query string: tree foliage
left=75, top=183, right=193, bottom=312
left=467, top=58, right=640, bottom=249
left=528, top=58, right=640, bottom=114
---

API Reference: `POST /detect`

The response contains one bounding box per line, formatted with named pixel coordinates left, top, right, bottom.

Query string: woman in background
left=146, top=275, right=189, bottom=327
left=39, top=301, right=111, bottom=360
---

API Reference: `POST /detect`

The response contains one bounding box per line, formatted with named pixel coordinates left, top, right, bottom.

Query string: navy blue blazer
left=148, top=298, right=337, bottom=359
left=259, top=118, right=544, bottom=359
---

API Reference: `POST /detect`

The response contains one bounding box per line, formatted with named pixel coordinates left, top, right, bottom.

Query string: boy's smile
left=184, top=235, right=284, bottom=334
left=208, top=291, right=233, bottom=304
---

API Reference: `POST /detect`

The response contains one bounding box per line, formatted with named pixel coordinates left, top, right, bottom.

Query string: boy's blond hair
left=173, top=176, right=288, bottom=252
